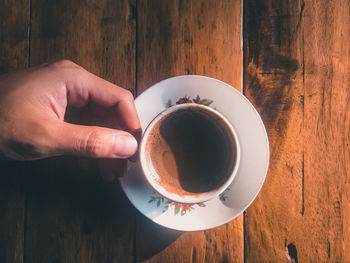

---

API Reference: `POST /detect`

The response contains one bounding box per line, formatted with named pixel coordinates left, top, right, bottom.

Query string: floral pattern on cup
left=148, top=192, right=206, bottom=216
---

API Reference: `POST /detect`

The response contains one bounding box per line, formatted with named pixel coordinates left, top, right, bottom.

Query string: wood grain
left=2, top=0, right=348, bottom=261
left=0, top=162, right=26, bottom=263
left=0, top=0, right=29, bottom=74
left=137, top=0, right=242, bottom=93
left=136, top=1, right=243, bottom=262
left=0, top=0, right=29, bottom=262
left=244, top=0, right=350, bottom=262
left=25, top=0, right=136, bottom=262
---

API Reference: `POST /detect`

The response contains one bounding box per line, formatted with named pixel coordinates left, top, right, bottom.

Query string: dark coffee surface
left=146, top=108, right=235, bottom=196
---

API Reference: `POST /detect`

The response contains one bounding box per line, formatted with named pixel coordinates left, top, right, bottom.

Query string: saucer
left=119, top=75, right=269, bottom=231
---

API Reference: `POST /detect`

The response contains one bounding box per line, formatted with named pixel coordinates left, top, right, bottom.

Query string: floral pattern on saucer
left=148, top=192, right=207, bottom=216
left=170, top=202, right=206, bottom=216
left=148, top=194, right=169, bottom=213
left=165, top=95, right=213, bottom=108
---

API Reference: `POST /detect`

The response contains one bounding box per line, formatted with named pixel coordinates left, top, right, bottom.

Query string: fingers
left=53, top=60, right=141, bottom=133
left=53, top=121, right=138, bottom=159
left=42, top=61, right=141, bottom=180
left=115, top=98, right=141, bottom=133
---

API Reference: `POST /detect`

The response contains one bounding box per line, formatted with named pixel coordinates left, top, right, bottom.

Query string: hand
left=0, top=60, right=141, bottom=178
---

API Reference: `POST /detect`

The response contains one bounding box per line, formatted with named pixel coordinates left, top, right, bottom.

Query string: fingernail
left=114, top=134, right=138, bottom=158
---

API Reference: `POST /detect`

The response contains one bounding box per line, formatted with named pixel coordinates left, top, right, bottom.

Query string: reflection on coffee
left=146, top=108, right=236, bottom=197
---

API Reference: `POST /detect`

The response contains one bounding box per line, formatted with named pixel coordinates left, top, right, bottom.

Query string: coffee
left=145, top=107, right=236, bottom=197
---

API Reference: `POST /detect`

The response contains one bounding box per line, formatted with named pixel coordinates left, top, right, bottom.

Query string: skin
left=0, top=60, right=141, bottom=181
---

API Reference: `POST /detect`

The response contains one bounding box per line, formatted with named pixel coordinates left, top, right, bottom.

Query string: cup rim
left=139, top=103, right=241, bottom=204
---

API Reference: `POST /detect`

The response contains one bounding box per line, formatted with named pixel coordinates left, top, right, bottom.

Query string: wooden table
left=0, top=0, right=349, bottom=262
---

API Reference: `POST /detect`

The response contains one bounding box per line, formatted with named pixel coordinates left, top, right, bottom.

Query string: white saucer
left=119, top=75, right=269, bottom=231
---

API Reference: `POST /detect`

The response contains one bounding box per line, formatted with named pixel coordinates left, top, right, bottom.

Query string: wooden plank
left=0, top=162, right=26, bottom=263
left=26, top=0, right=136, bottom=262
left=244, top=0, right=350, bottom=262
left=137, top=0, right=242, bottom=93
left=0, top=0, right=29, bottom=262
left=0, top=0, right=29, bottom=74
left=136, top=1, right=243, bottom=262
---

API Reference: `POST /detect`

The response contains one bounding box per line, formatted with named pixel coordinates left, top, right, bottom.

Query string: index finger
left=57, top=60, right=141, bottom=133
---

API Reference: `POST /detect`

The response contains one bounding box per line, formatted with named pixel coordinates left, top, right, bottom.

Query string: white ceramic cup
left=139, top=103, right=240, bottom=204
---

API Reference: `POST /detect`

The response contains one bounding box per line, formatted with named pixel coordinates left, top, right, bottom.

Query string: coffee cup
left=139, top=103, right=240, bottom=204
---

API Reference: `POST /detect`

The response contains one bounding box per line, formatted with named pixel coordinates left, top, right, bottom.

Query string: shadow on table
left=1, top=157, right=181, bottom=261
left=134, top=210, right=182, bottom=262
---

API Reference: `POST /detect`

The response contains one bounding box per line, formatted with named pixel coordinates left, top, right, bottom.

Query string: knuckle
left=121, top=89, right=134, bottom=101
left=49, top=59, right=80, bottom=71
left=82, top=130, right=105, bottom=157
left=48, top=59, right=84, bottom=80
left=53, top=59, right=76, bottom=68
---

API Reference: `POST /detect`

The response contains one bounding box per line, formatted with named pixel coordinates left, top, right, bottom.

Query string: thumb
left=54, top=122, right=138, bottom=158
